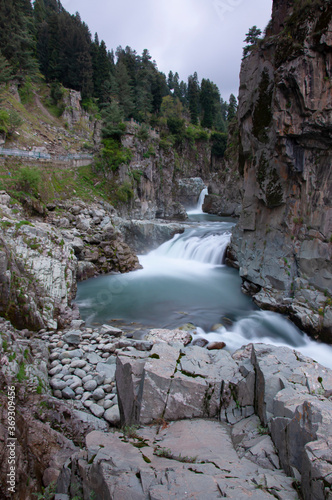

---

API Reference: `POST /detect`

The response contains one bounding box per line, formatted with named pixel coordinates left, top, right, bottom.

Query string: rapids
left=76, top=190, right=332, bottom=369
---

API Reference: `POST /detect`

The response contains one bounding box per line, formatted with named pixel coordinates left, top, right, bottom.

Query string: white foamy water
left=192, top=310, right=332, bottom=370
left=187, top=187, right=208, bottom=214
left=151, top=223, right=231, bottom=265
left=76, top=216, right=332, bottom=370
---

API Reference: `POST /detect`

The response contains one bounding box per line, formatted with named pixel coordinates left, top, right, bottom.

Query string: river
left=76, top=190, right=332, bottom=370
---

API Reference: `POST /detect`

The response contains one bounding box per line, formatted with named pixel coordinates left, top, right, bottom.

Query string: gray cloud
left=63, top=0, right=273, bottom=100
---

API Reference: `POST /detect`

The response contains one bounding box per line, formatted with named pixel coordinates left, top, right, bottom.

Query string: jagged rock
left=116, top=343, right=238, bottom=426
left=63, top=330, right=81, bottom=345
left=62, top=387, right=75, bottom=399
left=116, top=218, right=185, bottom=253
left=100, top=324, right=123, bottom=337
left=62, top=420, right=298, bottom=500
left=144, top=328, right=192, bottom=346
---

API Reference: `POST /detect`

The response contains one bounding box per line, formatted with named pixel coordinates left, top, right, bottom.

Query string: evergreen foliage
left=243, top=26, right=262, bottom=58
left=0, top=0, right=235, bottom=135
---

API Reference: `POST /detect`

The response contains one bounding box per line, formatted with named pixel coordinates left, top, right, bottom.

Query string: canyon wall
left=112, top=122, right=224, bottom=220
left=227, top=0, right=332, bottom=341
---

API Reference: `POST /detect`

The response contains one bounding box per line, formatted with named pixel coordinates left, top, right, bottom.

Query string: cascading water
left=187, top=187, right=208, bottom=214
left=76, top=215, right=332, bottom=369
left=152, top=225, right=231, bottom=265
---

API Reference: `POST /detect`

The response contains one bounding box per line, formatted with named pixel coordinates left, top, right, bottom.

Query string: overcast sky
left=61, top=0, right=273, bottom=101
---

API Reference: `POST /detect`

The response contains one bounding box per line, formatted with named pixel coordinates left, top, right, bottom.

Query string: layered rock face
left=0, top=192, right=140, bottom=331
left=229, top=0, right=332, bottom=341
left=117, top=122, right=223, bottom=220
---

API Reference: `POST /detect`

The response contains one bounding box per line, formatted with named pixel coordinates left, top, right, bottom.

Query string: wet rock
left=100, top=324, right=123, bottom=337
left=191, top=337, right=208, bottom=348
left=206, top=341, right=226, bottom=350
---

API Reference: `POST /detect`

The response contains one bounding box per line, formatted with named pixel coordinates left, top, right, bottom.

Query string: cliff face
left=113, top=122, right=224, bottom=220
left=229, top=0, right=332, bottom=341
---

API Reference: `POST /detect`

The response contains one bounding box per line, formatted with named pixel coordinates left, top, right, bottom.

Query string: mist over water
left=76, top=196, right=332, bottom=370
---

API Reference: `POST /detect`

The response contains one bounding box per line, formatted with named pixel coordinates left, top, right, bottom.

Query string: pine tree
left=188, top=72, right=200, bottom=125
left=243, top=26, right=262, bottom=58
left=114, top=61, right=135, bottom=118
left=0, top=51, right=12, bottom=84
left=227, top=94, right=238, bottom=122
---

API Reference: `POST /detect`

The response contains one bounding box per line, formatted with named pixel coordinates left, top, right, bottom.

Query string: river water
left=76, top=192, right=332, bottom=370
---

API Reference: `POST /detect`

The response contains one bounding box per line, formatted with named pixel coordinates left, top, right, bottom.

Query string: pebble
left=84, top=400, right=93, bottom=408
left=71, top=359, right=86, bottom=369
left=75, top=387, right=84, bottom=395
left=84, top=380, right=98, bottom=391
left=103, top=384, right=113, bottom=394
left=82, top=374, right=93, bottom=384
left=90, top=404, right=105, bottom=418
left=49, top=352, right=59, bottom=361
left=104, top=405, right=120, bottom=425
left=70, top=380, right=82, bottom=390
left=49, top=365, right=63, bottom=376
left=50, top=360, right=60, bottom=368
left=104, top=400, right=114, bottom=410
left=50, top=379, right=67, bottom=390
left=74, top=368, right=86, bottom=379
left=62, top=387, right=76, bottom=399
left=94, top=372, right=105, bottom=385
left=92, top=388, right=105, bottom=401
left=206, top=341, right=226, bottom=350
left=53, top=390, right=62, bottom=398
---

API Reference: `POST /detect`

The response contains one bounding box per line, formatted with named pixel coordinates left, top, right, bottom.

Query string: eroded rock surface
left=226, top=1, right=332, bottom=341
left=0, top=193, right=140, bottom=331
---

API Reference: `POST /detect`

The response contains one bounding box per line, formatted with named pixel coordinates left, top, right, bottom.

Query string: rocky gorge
left=0, top=0, right=332, bottom=499
left=210, top=0, right=332, bottom=342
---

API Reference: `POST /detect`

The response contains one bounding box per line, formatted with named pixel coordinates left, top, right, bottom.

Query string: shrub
left=136, top=125, right=149, bottom=142
left=17, top=167, right=41, bottom=196
left=98, top=139, right=132, bottom=171
left=115, top=181, right=134, bottom=203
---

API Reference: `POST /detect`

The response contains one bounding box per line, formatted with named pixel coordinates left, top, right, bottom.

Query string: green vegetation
left=16, top=362, right=27, bottom=382
left=0, top=0, right=235, bottom=140
left=115, top=181, right=134, bottom=204
left=17, top=166, right=41, bottom=196
left=97, top=138, right=132, bottom=172
left=243, top=26, right=262, bottom=58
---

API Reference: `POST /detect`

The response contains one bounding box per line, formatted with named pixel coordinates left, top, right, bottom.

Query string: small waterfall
left=151, top=225, right=231, bottom=265
left=187, top=187, right=208, bottom=214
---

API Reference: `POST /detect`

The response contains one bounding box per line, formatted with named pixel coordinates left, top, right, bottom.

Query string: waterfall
left=187, top=187, right=208, bottom=214
left=151, top=224, right=231, bottom=265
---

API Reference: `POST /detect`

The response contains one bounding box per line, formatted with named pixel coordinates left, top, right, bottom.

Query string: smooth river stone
left=71, top=359, right=87, bottom=369
left=74, top=368, right=86, bottom=379
left=90, top=404, right=105, bottom=418
left=84, top=380, right=98, bottom=391
left=104, top=404, right=120, bottom=425
left=92, top=388, right=105, bottom=401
